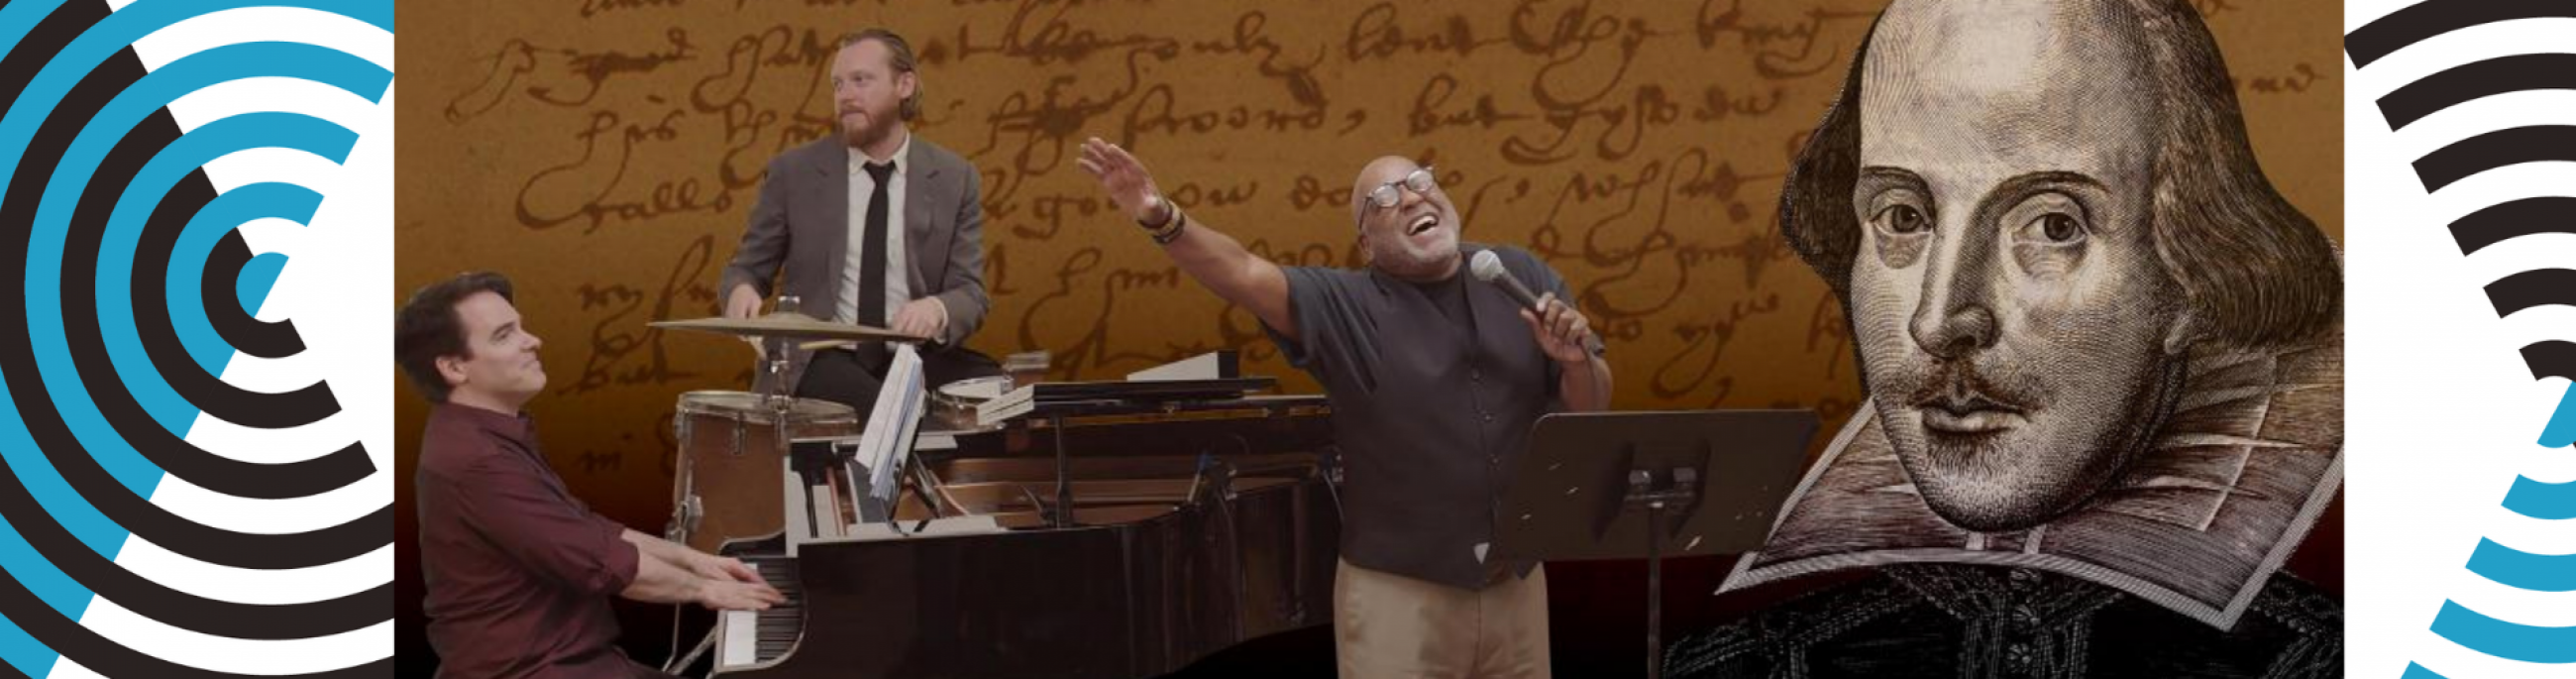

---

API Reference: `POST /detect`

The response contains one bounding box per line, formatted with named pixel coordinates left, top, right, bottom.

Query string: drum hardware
left=928, top=376, right=1013, bottom=434
left=652, top=297, right=938, bottom=671
left=668, top=390, right=859, bottom=552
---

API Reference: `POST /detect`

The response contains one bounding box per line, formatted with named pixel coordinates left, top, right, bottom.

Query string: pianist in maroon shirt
left=398, top=272, right=784, bottom=678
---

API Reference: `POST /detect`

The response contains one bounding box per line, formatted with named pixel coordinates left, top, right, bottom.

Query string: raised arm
left=1075, top=138, right=1298, bottom=342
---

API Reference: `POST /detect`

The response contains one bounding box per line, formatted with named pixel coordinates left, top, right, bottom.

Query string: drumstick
left=800, top=339, right=855, bottom=352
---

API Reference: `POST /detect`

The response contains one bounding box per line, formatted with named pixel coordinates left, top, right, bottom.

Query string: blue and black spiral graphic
left=0, top=0, right=388, bottom=676
left=2351, top=0, right=2576, bottom=675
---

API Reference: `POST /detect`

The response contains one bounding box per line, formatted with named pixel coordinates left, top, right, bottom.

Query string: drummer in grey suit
left=719, top=28, right=1001, bottom=410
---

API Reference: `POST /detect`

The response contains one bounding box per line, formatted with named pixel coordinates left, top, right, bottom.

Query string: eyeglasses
left=1365, top=167, right=1440, bottom=209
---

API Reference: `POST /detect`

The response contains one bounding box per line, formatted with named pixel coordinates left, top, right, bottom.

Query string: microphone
left=1470, top=250, right=1545, bottom=309
left=1471, top=250, right=1603, bottom=356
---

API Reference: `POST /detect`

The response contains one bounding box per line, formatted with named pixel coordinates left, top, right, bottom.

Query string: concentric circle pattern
left=0, top=1, right=390, bottom=676
left=2351, top=1, right=2576, bottom=675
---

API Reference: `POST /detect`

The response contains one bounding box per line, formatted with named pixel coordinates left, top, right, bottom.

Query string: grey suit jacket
left=718, top=135, right=989, bottom=393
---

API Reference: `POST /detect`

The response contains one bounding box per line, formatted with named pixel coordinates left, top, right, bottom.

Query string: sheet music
left=854, top=344, right=925, bottom=520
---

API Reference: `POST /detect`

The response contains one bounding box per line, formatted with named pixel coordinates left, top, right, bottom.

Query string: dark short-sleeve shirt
left=1265, top=243, right=1582, bottom=590
left=416, top=403, right=660, bottom=679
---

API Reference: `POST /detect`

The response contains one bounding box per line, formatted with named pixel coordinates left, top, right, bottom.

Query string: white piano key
left=717, top=608, right=757, bottom=668
left=718, top=563, right=763, bottom=668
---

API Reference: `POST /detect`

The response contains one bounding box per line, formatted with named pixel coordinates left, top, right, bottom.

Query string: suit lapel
left=905, top=140, right=940, bottom=294
left=810, top=140, right=849, bottom=313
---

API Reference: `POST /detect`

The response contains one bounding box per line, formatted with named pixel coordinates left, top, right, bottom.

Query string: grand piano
left=702, top=379, right=1342, bottom=679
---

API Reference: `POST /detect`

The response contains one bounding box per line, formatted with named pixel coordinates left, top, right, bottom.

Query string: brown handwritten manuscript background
left=392, top=0, right=2340, bottom=673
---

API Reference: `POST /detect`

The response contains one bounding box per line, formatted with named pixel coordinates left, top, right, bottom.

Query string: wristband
left=1149, top=206, right=1188, bottom=245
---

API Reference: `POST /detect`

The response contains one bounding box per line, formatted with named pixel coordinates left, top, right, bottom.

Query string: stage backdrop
left=394, top=0, right=2341, bottom=673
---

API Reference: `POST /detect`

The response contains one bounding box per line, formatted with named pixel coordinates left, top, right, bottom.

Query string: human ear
left=437, top=355, right=470, bottom=390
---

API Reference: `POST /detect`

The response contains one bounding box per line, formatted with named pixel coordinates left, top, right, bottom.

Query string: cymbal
left=651, top=313, right=929, bottom=343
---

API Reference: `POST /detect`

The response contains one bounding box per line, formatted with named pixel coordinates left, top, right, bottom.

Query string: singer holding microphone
left=1077, top=138, right=1609, bottom=679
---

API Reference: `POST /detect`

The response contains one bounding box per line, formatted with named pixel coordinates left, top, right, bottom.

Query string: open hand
left=1076, top=137, right=1166, bottom=225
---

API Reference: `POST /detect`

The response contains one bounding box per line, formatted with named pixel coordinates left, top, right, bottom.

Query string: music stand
left=1492, top=410, right=1817, bottom=679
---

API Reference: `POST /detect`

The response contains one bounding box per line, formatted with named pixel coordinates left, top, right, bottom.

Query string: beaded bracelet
left=1149, top=206, right=1188, bottom=245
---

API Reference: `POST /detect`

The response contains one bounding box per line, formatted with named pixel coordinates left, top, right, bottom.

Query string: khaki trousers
left=1333, top=558, right=1552, bottom=679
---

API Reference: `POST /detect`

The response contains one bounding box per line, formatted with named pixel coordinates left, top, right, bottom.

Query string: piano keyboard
left=716, top=556, right=805, bottom=671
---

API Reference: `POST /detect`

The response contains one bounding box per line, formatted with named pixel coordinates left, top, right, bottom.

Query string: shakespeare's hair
left=1778, top=0, right=2339, bottom=349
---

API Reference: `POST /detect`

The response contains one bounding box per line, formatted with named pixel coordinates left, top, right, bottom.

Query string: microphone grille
left=1469, top=250, right=1508, bottom=283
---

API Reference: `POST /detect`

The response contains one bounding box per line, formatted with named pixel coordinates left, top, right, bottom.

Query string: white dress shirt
left=837, top=133, right=912, bottom=326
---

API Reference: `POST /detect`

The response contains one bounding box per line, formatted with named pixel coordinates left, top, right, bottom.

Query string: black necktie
left=859, top=160, right=895, bottom=327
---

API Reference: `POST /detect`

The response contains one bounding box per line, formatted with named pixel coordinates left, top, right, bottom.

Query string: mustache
left=1904, top=361, right=2032, bottom=415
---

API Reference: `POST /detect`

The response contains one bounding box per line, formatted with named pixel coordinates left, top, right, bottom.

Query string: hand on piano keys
left=716, top=557, right=805, bottom=672
left=698, top=575, right=786, bottom=612
left=684, top=551, right=783, bottom=612
left=692, top=555, right=768, bottom=586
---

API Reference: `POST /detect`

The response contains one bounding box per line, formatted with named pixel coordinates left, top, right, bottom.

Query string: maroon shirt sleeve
left=454, top=454, right=641, bottom=598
